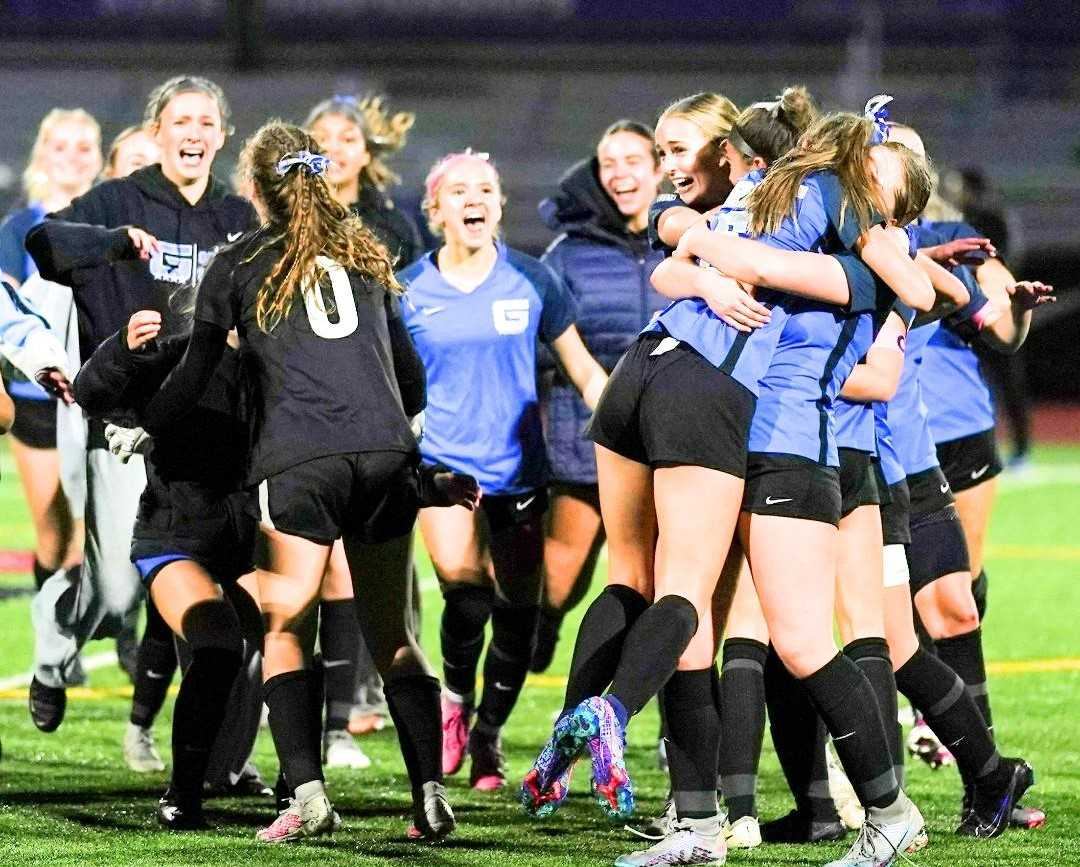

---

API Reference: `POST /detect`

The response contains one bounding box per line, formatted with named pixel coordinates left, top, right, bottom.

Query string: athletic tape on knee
left=883, top=544, right=910, bottom=588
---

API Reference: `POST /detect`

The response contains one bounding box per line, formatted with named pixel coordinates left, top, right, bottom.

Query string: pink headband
left=423, top=149, right=495, bottom=204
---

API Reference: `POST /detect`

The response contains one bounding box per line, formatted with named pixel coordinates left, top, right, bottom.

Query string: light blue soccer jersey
left=746, top=172, right=892, bottom=466
left=884, top=322, right=939, bottom=476
left=916, top=221, right=997, bottom=445
left=399, top=243, right=577, bottom=495
left=874, top=401, right=906, bottom=486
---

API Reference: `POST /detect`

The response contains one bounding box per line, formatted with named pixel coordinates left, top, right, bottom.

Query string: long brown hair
left=748, top=112, right=931, bottom=237
left=731, top=85, right=818, bottom=166
left=242, top=121, right=401, bottom=334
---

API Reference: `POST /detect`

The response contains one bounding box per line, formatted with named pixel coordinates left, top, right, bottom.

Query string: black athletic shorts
left=132, top=489, right=256, bottom=587
left=743, top=453, right=842, bottom=526
left=258, top=449, right=420, bottom=546
left=9, top=395, right=56, bottom=449
left=481, top=488, right=548, bottom=536
left=906, top=465, right=955, bottom=517
left=879, top=478, right=912, bottom=546
left=839, top=448, right=881, bottom=519
left=586, top=331, right=755, bottom=478
left=935, top=428, right=1003, bottom=494
left=907, top=503, right=970, bottom=594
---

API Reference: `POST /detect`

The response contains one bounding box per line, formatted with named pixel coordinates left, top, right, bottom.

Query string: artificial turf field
left=0, top=438, right=1078, bottom=867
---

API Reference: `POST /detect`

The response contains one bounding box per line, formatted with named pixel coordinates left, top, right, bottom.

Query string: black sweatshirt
left=26, top=164, right=256, bottom=362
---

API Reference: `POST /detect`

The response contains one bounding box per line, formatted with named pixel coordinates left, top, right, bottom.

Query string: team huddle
left=0, top=75, right=1054, bottom=867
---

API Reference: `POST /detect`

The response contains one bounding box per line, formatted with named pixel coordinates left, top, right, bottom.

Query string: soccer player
left=305, top=92, right=424, bottom=759
left=532, top=119, right=666, bottom=673
left=25, top=76, right=256, bottom=741
left=400, top=150, right=607, bottom=791
left=140, top=121, right=479, bottom=843
left=0, top=108, right=99, bottom=598
left=72, top=307, right=262, bottom=830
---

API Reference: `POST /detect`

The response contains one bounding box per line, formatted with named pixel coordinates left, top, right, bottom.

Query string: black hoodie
left=26, top=164, right=256, bottom=361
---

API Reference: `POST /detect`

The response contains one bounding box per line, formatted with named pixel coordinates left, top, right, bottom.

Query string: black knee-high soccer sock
left=764, top=647, right=837, bottom=823
left=895, top=647, right=1003, bottom=788
left=385, top=674, right=443, bottom=797
left=562, top=583, right=650, bottom=714
left=440, top=585, right=495, bottom=701
left=801, top=654, right=899, bottom=809
left=264, top=669, right=324, bottom=791
left=171, top=647, right=242, bottom=807
left=845, top=638, right=903, bottom=787
left=606, top=595, right=698, bottom=722
left=308, top=657, right=325, bottom=761
left=972, top=570, right=989, bottom=622
left=319, top=600, right=360, bottom=732
left=935, top=627, right=993, bottom=734
left=32, top=558, right=54, bottom=591
left=664, top=668, right=721, bottom=821
left=131, top=597, right=179, bottom=728
left=476, top=602, right=539, bottom=732
left=710, top=665, right=722, bottom=791
left=719, top=639, right=767, bottom=820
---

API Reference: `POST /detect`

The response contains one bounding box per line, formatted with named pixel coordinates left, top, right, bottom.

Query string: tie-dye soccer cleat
left=569, top=696, right=635, bottom=820
left=521, top=712, right=580, bottom=817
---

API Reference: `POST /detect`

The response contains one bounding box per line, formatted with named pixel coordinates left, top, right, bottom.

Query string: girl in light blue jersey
left=401, top=151, right=607, bottom=793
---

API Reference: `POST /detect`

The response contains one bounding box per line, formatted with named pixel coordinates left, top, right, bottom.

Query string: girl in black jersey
left=304, top=93, right=425, bottom=757
left=73, top=307, right=262, bottom=831
left=142, top=121, right=478, bottom=844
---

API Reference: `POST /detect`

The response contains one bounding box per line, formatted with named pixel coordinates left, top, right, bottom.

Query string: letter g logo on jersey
left=491, top=299, right=530, bottom=336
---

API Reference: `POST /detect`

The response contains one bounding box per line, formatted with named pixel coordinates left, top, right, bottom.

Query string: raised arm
left=973, top=257, right=1054, bottom=354
left=26, top=221, right=158, bottom=285
left=855, top=224, right=935, bottom=312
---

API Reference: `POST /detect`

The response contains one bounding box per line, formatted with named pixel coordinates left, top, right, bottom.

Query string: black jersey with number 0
left=195, top=233, right=417, bottom=484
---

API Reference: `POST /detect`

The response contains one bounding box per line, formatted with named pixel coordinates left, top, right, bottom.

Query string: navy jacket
left=538, top=158, right=666, bottom=484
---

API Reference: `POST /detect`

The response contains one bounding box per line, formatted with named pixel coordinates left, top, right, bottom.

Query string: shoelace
left=853, top=819, right=918, bottom=867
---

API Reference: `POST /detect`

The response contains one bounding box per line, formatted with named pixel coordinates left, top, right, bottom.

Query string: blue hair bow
left=275, top=149, right=331, bottom=177
left=864, top=94, right=893, bottom=144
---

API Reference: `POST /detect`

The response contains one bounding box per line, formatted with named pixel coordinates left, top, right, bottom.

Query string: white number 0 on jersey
left=302, top=256, right=359, bottom=339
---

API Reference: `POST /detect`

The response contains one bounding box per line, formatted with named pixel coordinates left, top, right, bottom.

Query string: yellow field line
left=985, top=543, right=1080, bottom=561
left=0, top=657, right=1076, bottom=701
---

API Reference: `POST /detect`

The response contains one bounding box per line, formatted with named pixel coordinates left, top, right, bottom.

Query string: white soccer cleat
left=724, top=814, right=761, bottom=849
left=123, top=722, right=165, bottom=773
left=323, top=729, right=372, bottom=770
left=256, top=793, right=338, bottom=843
left=616, top=818, right=727, bottom=866
left=823, top=799, right=925, bottom=867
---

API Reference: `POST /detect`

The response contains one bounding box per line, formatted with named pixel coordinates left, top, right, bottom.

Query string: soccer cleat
left=255, top=793, right=338, bottom=843
left=761, top=809, right=847, bottom=844
left=570, top=696, right=634, bottom=820
left=468, top=729, right=507, bottom=791
left=615, top=817, right=727, bottom=866
left=906, top=716, right=953, bottom=769
left=407, top=781, right=457, bottom=842
left=157, top=789, right=209, bottom=831
left=1010, top=803, right=1046, bottom=830
left=626, top=798, right=676, bottom=841
left=823, top=799, right=925, bottom=867
left=521, top=712, right=580, bottom=817
left=123, top=722, right=166, bottom=773
left=441, top=695, right=473, bottom=776
left=323, top=729, right=372, bottom=770
left=957, top=758, right=1035, bottom=838
left=28, top=677, right=66, bottom=733
left=724, top=815, right=761, bottom=849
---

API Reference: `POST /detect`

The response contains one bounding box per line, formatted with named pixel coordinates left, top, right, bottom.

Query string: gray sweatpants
left=32, top=447, right=145, bottom=688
